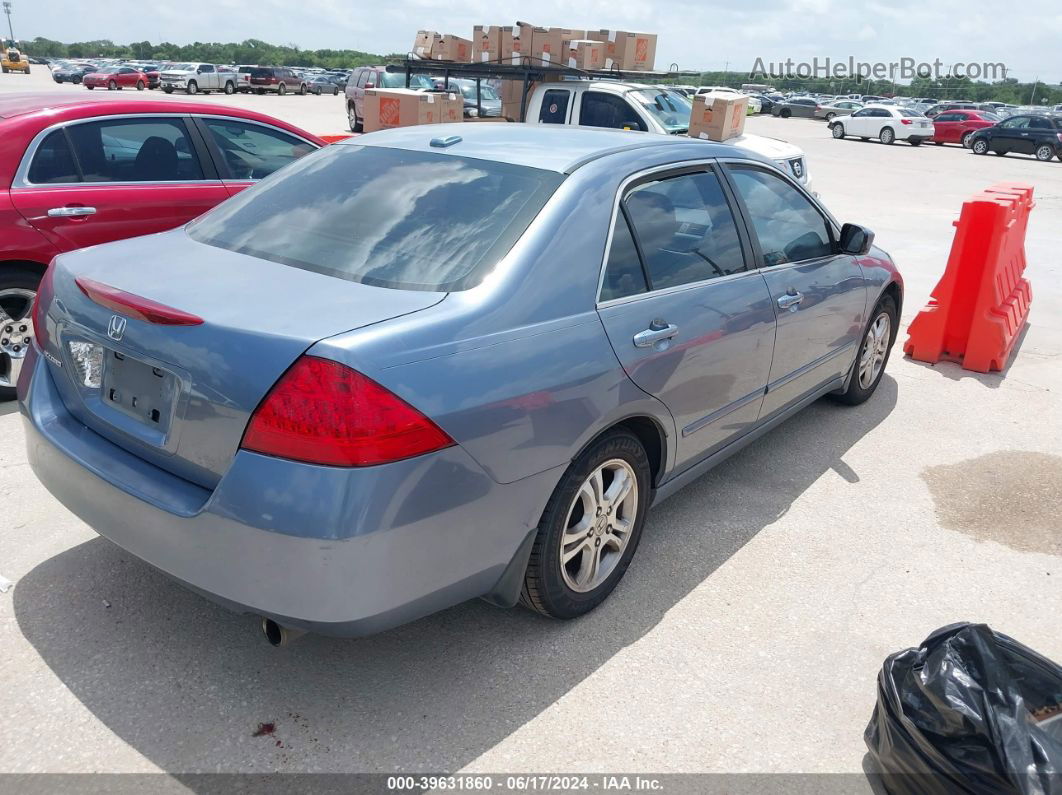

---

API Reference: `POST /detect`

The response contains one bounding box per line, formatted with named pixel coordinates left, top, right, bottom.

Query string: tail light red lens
left=75, top=277, right=203, bottom=325
left=900, top=119, right=912, bottom=125
left=241, top=356, right=454, bottom=467
left=31, top=263, right=56, bottom=351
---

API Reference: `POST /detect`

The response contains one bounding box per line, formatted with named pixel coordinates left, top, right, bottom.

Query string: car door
left=723, top=162, right=867, bottom=417
left=192, top=116, right=319, bottom=196
left=9, top=115, right=228, bottom=253
left=993, top=116, right=1030, bottom=153
left=596, top=164, right=777, bottom=470
left=1026, top=117, right=1055, bottom=153
left=117, top=66, right=137, bottom=87
left=933, top=112, right=960, bottom=142
left=196, top=63, right=217, bottom=90
left=797, top=99, right=817, bottom=118
left=845, top=108, right=872, bottom=136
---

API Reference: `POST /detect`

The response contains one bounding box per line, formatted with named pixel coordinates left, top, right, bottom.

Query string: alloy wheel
left=858, top=312, right=891, bottom=390
left=559, top=459, right=638, bottom=593
left=0, top=288, right=35, bottom=390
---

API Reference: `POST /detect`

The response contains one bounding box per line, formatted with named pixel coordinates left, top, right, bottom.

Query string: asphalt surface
left=1, top=69, right=1060, bottom=777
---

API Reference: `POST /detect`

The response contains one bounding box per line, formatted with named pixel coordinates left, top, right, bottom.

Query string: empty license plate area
left=101, top=350, right=177, bottom=429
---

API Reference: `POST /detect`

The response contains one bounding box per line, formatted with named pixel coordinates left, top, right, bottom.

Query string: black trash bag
left=865, top=622, right=1062, bottom=795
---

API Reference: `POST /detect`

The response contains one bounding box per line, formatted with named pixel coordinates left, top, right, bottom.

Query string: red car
left=0, top=94, right=325, bottom=398
left=83, top=66, right=150, bottom=91
left=931, top=110, right=1000, bottom=148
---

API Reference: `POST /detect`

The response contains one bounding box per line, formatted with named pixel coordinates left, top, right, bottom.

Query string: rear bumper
left=20, top=349, right=559, bottom=636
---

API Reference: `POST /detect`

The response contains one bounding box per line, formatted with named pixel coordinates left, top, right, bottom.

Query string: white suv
left=829, top=105, right=934, bottom=145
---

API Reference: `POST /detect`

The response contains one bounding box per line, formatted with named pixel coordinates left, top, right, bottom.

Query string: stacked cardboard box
left=412, top=30, right=442, bottom=58
left=586, top=30, right=658, bottom=71
left=363, top=89, right=464, bottom=132
left=687, top=92, right=748, bottom=142
left=566, top=39, right=606, bottom=70
left=435, top=34, right=473, bottom=63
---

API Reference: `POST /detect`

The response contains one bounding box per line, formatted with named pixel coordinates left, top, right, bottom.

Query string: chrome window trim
left=595, top=156, right=831, bottom=309
left=12, top=113, right=319, bottom=189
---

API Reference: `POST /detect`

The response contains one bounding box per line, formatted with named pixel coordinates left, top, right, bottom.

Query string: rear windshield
left=187, top=145, right=564, bottom=292
left=250, top=67, right=275, bottom=77
left=899, top=109, right=923, bottom=117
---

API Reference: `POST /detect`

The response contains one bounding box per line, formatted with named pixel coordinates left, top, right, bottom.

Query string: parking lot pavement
left=1, top=76, right=1060, bottom=775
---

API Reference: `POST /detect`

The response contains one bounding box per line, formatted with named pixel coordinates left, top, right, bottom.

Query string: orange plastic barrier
left=903, top=183, right=1034, bottom=373
left=319, top=134, right=355, bottom=143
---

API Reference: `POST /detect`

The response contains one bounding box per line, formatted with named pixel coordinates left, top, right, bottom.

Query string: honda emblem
left=107, top=315, right=127, bottom=342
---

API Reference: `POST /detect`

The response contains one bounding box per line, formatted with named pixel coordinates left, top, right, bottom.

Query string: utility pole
left=2, top=2, right=13, bottom=44
left=1029, top=77, right=1039, bottom=106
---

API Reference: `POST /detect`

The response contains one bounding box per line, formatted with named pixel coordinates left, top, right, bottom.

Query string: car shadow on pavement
left=13, top=377, right=897, bottom=774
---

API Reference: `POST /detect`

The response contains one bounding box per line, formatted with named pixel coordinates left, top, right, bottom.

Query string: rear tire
left=879, top=127, right=895, bottom=144
left=108, top=79, right=117, bottom=91
left=1035, top=144, right=1055, bottom=162
left=86, top=85, right=94, bottom=90
left=224, top=81, right=235, bottom=95
left=278, top=83, right=286, bottom=96
left=0, top=265, right=44, bottom=401
left=298, top=83, right=306, bottom=95
left=961, top=131, right=974, bottom=148
left=348, top=103, right=362, bottom=132
left=520, top=430, right=651, bottom=619
left=825, top=112, right=836, bottom=121
left=162, top=86, right=173, bottom=94
left=186, top=80, right=198, bottom=95
left=780, top=108, right=792, bottom=118
left=832, top=294, right=898, bottom=406
left=72, top=75, right=82, bottom=84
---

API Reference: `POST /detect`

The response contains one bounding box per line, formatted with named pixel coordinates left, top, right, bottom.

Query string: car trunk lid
left=43, top=229, right=445, bottom=489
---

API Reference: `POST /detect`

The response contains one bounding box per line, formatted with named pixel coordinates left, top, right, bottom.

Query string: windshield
left=187, top=145, right=565, bottom=292
left=168, top=63, right=194, bottom=71
left=628, top=89, right=691, bottom=132
left=981, top=112, right=1001, bottom=122
left=95, top=66, right=119, bottom=74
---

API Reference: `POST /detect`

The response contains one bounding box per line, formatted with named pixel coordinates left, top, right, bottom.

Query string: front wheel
left=86, top=84, right=94, bottom=90
left=879, top=127, right=895, bottom=145
left=832, top=295, right=898, bottom=406
left=780, top=108, right=792, bottom=118
left=332, top=86, right=338, bottom=96
left=831, top=123, right=845, bottom=139
left=186, top=81, right=198, bottom=95
left=278, top=83, right=286, bottom=96
left=972, top=138, right=989, bottom=154
left=298, top=83, right=306, bottom=95
left=1035, top=144, right=1055, bottom=162
left=348, top=103, right=362, bottom=132
left=72, top=75, right=82, bottom=84
left=0, top=266, right=42, bottom=401
left=136, top=80, right=145, bottom=90
left=108, top=80, right=117, bottom=90
left=162, top=86, right=173, bottom=94
left=520, top=430, right=651, bottom=619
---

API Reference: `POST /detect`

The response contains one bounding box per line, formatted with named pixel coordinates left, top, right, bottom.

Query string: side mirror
left=839, top=223, right=874, bottom=256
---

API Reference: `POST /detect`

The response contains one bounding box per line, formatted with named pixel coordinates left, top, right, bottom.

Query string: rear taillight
left=1057, top=133, right=1062, bottom=144
left=241, top=356, right=454, bottom=467
left=900, top=119, right=912, bottom=125
left=31, top=263, right=56, bottom=351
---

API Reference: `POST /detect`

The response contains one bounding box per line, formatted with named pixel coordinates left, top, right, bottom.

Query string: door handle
left=47, top=206, right=97, bottom=217
left=633, top=322, right=679, bottom=348
left=777, top=290, right=804, bottom=312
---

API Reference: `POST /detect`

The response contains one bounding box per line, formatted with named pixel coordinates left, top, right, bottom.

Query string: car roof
left=343, top=123, right=753, bottom=174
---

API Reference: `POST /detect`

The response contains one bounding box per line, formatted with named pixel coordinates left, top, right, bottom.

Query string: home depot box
left=587, top=30, right=657, bottom=70
left=688, top=92, right=748, bottom=142
left=412, top=30, right=442, bottom=58
left=515, top=22, right=571, bottom=66
left=472, top=25, right=519, bottom=64
left=500, top=79, right=532, bottom=120
left=567, top=39, right=605, bottom=70
left=363, top=88, right=459, bottom=132
left=436, top=34, right=473, bottom=63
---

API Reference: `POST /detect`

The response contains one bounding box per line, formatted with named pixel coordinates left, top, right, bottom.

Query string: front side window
left=66, top=118, right=204, bottom=183
left=1001, top=117, right=1029, bottom=129
left=620, top=169, right=745, bottom=290
left=199, top=64, right=215, bottom=74
left=728, top=166, right=832, bottom=267
left=201, top=119, right=316, bottom=180
left=539, top=89, right=571, bottom=124
left=188, top=145, right=565, bottom=292
left=580, top=92, right=647, bottom=132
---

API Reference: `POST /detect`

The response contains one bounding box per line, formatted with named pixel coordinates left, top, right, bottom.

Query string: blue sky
left=17, top=0, right=1062, bottom=84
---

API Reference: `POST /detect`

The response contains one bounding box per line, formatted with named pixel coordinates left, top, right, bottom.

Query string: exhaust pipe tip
left=261, top=617, right=306, bottom=647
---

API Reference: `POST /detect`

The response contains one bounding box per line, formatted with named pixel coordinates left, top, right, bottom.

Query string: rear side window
left=66, top=118, right=204, bottom=183
left=623, top=170, right=745, bottom=290
left=201, top=119, right=315, bottom=180
left=600, top=211, right=647, bottom=301
left=187, top=145, right=565, bottom=292
left=28, top=130, right=80, bottom=184
left=539, top=89, right=571, bottom=124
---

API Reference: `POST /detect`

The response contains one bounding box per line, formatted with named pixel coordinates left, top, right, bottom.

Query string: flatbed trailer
left=386, top=56, right=699, bottom=121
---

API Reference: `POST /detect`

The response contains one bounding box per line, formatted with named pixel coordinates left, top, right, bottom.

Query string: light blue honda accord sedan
left=19, top=124, right=902, bottom=643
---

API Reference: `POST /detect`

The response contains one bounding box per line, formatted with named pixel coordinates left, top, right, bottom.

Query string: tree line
left=23, top=36, right=400, bottom=69
left=684, top=71, right=1062, bottom=106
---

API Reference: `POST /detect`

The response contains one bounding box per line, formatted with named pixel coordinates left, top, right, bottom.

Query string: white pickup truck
left=524, top=80, right=812, bottom=192
left=160, top=63, right=238, bottom=95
